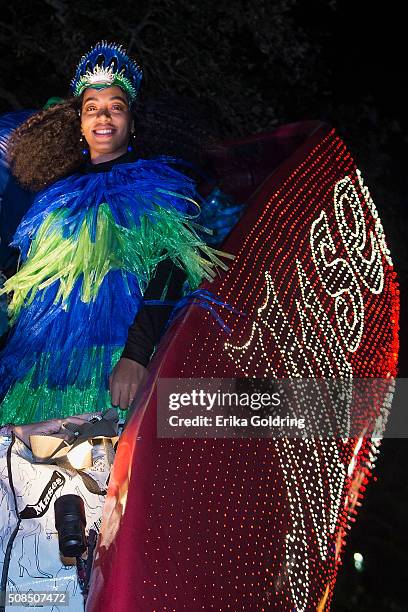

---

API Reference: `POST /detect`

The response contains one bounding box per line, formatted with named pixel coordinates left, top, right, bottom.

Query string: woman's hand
left=109, top=358, right=148, bottom=410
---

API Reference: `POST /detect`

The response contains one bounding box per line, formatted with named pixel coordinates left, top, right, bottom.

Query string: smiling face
left=80, top=86, right=134, bottom=163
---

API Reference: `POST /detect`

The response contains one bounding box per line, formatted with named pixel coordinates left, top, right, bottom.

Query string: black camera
left=54, top=494, right=87, bottom=558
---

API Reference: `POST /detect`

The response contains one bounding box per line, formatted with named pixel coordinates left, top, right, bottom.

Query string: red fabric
left=86, top=122, right=399, bottom=611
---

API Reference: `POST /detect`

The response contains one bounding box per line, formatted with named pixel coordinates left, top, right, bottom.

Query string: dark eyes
left=83, top=104, right=125, bottom=112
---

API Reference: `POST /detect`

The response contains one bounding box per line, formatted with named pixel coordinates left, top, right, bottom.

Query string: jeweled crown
left=70, top=41, right=143, bottom=103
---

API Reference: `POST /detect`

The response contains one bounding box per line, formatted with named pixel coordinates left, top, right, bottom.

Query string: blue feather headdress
left=70, top=41, right=143, bottom=103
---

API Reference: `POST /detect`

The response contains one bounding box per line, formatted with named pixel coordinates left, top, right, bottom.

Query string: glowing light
left=170, top=132, right=399, bottom=610
left=353, top=552, right=364, bottom=572
left=221, top=166, right=395, bottom=609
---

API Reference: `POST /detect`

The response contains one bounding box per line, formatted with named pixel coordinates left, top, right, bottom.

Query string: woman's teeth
left=94, top=129, right=115, bottom=135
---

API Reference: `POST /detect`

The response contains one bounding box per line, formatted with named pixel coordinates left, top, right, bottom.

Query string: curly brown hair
left=7, top=98, right=83, bottom=192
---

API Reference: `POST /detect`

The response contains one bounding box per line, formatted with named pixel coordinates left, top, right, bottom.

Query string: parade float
left=85, top=120, right=399, bottom=611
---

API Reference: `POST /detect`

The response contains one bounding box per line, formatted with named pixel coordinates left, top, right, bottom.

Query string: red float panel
left=86, top=122, right=399, bottom=611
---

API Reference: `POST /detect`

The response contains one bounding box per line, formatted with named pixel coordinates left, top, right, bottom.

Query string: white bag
left=0, top=432, right=112, bottom=611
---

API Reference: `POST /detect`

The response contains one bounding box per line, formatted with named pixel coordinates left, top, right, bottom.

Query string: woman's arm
left=109, top=259, right=187, bottom=410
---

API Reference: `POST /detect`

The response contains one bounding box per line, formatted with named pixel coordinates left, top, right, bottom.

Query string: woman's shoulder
left=33, top=169, right=86, bottom=200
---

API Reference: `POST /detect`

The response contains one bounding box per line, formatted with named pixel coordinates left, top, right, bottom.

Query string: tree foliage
left=0, top=0, right=321, bottom=135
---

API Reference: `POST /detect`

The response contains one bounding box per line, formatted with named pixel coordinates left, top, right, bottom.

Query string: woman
left=0, top=41, right=232, bottom=426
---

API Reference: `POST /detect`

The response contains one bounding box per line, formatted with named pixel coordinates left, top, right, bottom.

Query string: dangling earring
left=127, top=130, right=136, bottom=152
left=80, top=135, right=88, bottom=156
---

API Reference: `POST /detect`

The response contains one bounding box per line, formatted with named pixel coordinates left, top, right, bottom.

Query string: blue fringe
left=0, top=110, right=36, bottom=269
left=198, top=187, right=245, bottom=246
left=0, top=157, right=235, bottom=401
left=0, top=270, right=142, bottom=394
left=12, top=157, right=201, bottom=260
left=145, top=289, right=246, bottom=335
